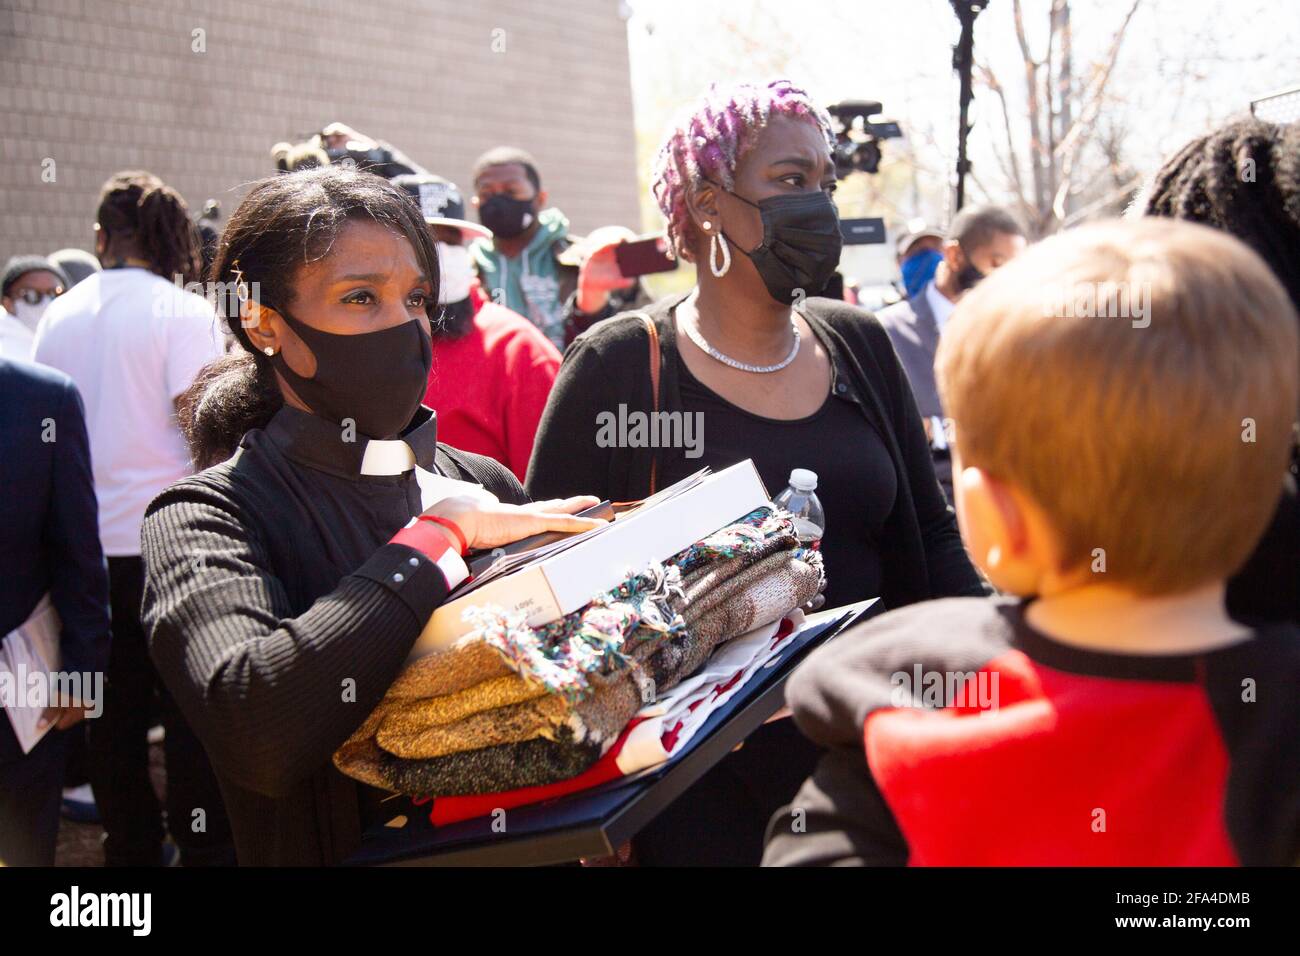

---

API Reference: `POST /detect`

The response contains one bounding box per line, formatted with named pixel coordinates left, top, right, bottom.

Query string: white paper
left=1, top=594, right=62, bottom=754
left=616, top=618, right=787, bottom=774
left=415, top=468, right=501, bottom=510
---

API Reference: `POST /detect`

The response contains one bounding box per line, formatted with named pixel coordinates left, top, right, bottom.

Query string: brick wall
left=0, top=0, right=641, bottom=264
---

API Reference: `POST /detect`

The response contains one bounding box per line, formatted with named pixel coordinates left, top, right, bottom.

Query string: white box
left=408, top=460, right=770, bottom=659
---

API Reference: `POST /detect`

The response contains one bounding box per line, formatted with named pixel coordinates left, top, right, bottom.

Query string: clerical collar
left=264, top=404, right=439, bottom=479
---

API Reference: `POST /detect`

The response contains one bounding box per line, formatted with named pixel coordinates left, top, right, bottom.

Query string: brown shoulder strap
left=638, top=312, right=661, bottom=494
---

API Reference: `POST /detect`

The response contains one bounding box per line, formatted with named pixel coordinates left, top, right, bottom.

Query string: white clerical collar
left=266, top=404, right=440, bottom=480
left=359, top=438, right=418, bottom=475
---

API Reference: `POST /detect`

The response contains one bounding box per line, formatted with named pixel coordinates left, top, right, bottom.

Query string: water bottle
left=773, top=468, right=825, bottom=550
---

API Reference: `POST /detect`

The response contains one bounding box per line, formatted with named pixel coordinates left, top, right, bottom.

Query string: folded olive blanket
left=334, top=508, right=824, bottom=796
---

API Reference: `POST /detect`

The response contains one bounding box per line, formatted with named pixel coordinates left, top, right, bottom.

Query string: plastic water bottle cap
left=789, top=468, right=818, bottom=491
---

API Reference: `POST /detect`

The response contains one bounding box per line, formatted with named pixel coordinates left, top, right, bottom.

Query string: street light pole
left=951, top=0, right=989, bottom=211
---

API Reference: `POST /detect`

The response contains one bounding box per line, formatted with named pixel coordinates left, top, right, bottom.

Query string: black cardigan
left=526, top=293, right=986, bottom=611
left=140, top=420, right=526, bottom=866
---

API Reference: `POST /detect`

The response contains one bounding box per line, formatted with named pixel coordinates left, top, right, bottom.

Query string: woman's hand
left=422, top=495, right=606, bottom=551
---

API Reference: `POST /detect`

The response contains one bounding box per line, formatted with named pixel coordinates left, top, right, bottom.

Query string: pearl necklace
left=680, top=311, right=801, bottom=374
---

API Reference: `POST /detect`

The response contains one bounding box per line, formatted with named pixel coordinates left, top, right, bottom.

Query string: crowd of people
left=0, top=79, right=1296, bottom=867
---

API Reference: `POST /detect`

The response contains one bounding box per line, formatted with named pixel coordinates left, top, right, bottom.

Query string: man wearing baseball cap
left=895, top=226, right=944, bottom=301
left=393, top=173, right=563, bottom=482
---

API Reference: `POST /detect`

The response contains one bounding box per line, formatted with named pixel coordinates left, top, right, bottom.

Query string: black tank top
left=670, top=354, right=898, bottom=610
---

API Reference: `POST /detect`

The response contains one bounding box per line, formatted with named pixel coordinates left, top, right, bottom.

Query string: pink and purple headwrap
left=651, top=79, right=835, bottom=261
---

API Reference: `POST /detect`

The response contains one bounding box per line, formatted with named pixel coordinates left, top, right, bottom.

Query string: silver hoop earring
left=710, top=232, right=731, bottom=278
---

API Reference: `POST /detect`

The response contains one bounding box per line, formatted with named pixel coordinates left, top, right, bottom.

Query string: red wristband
left=417, top=515, right=468, bottom=556
left=388, top=519, right=470, bottom=590
left=389, top=520, right=452, bottom=561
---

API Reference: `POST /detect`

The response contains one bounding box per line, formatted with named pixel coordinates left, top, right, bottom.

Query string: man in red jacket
left=395, top=174, right=561, bottom=482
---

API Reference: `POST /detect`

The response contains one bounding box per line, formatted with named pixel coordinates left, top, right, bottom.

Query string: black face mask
left=719, top=187, right=843, bottom=305
left=268, top=307, right=433, bottom=440
left=479, top=194, right=536, bottom=239
left=954, top=246, right=986, bottom=292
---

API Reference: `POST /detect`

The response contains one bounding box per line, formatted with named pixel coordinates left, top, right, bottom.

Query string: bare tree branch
left=1055, top=0, right=1074, bottom=216
left=1013, top=0, right=1047, bottom=227
left=1054, top=0, right=1141, bottom=164
left=1043, top=0, right=1140, bottom=225
left=977, top=62, right=1032, bottom=218
left=966, top=168, right=997, bottom=206
left=1045, top=0, right=1059, bottom=203
left=1061, top=174, right=1145, bottom=227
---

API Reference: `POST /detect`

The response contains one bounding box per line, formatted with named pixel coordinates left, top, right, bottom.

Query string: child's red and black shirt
left=763, top=597, right=1299, bottom=866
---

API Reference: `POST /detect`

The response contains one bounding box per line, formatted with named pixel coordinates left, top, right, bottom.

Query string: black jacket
left=526, top=293, right=985, bottom=612
left=1226, top=461, right=1299, bottom=626
left=140, top=407, right=525, bottom=865
left=0, top=359, right=109, bottom=677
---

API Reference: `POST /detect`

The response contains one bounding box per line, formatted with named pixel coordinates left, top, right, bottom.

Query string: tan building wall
left=0, top=0, right=641, bottom=265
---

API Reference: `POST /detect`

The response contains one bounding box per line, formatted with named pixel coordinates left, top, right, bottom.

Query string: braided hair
left=651, top=79, right=835, bottom=263
left=96, top=170, right=203, bottom=285
left=1143, top=118, right=1300, bottom=313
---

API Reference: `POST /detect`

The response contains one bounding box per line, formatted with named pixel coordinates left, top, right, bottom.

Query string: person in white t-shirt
left=32, top=170, right=234, bottom=867
left=35, top=263, right=222, bottom=555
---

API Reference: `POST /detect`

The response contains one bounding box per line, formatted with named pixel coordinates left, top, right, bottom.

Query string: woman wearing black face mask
left=526, top=80, right=985, bottom=865
left=140, top=166, right=605, bottom=866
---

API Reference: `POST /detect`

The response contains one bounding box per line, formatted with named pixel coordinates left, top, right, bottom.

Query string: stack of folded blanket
left=422, top=615, right=801, bottom=826
left=333, top=507, right=824, bottom=798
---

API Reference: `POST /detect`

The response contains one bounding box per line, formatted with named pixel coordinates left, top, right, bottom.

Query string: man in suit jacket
left=877, top=205, right=1027, bottom=501
left=0, top=358, right=110, bottom=865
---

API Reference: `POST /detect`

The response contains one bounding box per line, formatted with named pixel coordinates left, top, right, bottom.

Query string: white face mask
left=436, top=242, right=473, bottom=305
left=12, top=298, right=51, bottom=331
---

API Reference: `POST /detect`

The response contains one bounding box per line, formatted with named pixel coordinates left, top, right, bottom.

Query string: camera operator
left=271, top=123, right=427, bottom=179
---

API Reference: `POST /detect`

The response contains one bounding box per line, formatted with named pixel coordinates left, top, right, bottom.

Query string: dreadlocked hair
left=96, top=170, right=202, bottom=285
left=178, top=164, right=441, bottom=470
left=1144, top=118, right=1300, bottom=313
left=651, top=79, right=835, bottom=263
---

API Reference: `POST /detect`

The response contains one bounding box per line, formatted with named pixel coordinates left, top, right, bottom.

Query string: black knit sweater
left=139, top=405, right=526, bottom=865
